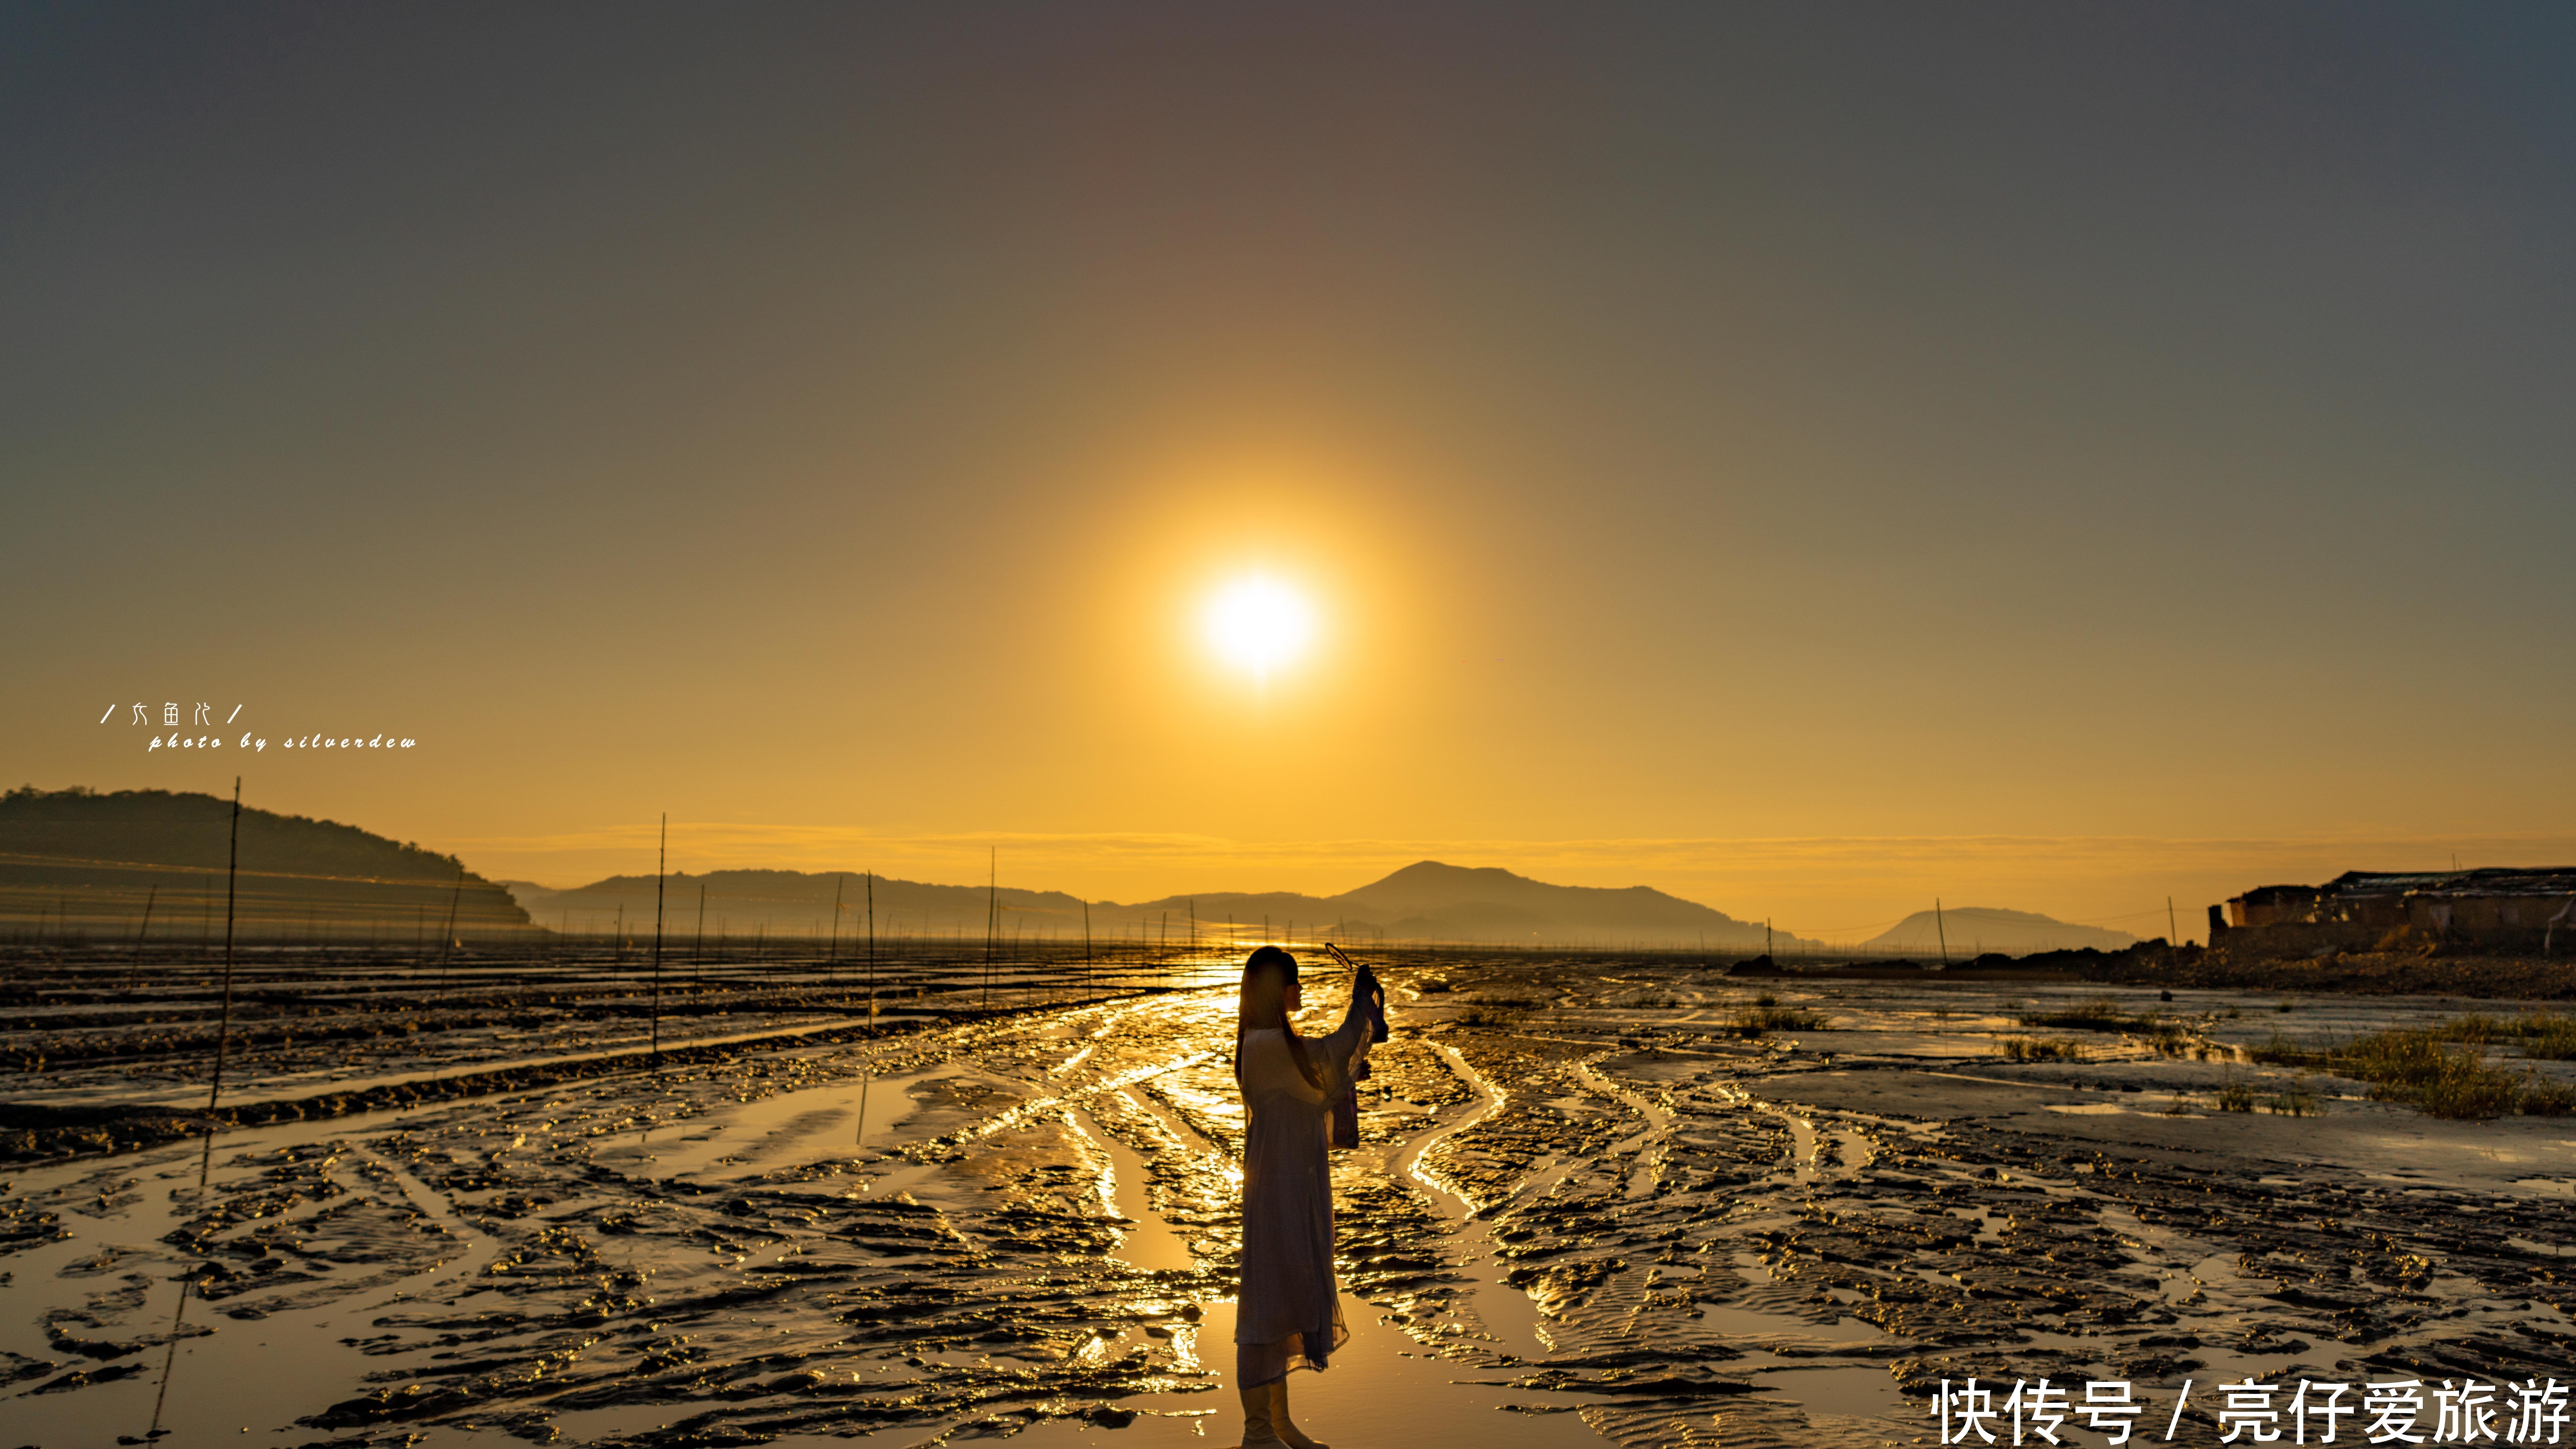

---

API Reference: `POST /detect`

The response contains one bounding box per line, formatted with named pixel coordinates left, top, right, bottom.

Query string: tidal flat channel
left=5, top=959, right=2574, bottom=1449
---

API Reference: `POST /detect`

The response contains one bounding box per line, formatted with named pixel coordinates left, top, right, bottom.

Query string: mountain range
left=505, top=859, right=1814, bottom=951
left=6, top=785, right=2126, bottom=957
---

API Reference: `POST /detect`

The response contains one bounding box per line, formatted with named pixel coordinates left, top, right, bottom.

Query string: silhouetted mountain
left=1125, top=861, right=1799, bottom=948
left=2, top=788, right=1793, bottom=954
left=511, top=870, right=1097, bottom=950
left=1862, top=906, right=2138, bottom=956
left=0, top=785, right=531, bottom=943
left=518, top=859, right=1805, bottom=952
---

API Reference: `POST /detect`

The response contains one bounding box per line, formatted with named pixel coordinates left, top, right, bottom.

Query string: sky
left=7, top=3, right=2574, bottom=942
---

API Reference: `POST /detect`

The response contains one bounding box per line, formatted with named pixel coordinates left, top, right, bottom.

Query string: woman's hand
left=1326, top=944, right=1389, bottom=1041
left=1353, top=964, right=1388, bottom=1043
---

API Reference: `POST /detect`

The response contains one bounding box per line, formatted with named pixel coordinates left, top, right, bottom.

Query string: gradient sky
left=9, top=4, right=2574, bottom=940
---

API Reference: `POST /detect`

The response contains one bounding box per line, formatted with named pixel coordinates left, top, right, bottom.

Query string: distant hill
left=1127, top=861, right=1799, bottom=948
left=0, top=785, right=532, bottom=944
left=511, top=870, right=1100, bottom=950
left=1862, top=906, right=2138, bottom=956
left=520, top=859, right=1805, bottom=952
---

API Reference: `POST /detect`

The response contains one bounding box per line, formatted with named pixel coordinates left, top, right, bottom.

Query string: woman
left=1231, top=945, right=1383, bottom=1449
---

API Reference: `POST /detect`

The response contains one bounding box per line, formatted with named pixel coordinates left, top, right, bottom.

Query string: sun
left=1202, top=575, right=1317, bottom=681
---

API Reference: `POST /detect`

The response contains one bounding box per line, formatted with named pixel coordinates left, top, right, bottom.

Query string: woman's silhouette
left=1229, top=944, right=1383, bottom=1449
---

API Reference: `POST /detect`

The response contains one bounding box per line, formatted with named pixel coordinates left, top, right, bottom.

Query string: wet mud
left=5, top=954, right=2574, bottom=1448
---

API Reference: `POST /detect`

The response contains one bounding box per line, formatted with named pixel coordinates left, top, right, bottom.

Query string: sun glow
left=1203, top=575, right=1317, bottom=681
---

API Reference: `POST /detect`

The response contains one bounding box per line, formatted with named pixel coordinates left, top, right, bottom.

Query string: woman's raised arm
left=1313, top=950, right=1386, bottom=1070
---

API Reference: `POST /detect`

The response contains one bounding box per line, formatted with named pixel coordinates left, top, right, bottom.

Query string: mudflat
left=3, top=953, right=2571, bottom=1449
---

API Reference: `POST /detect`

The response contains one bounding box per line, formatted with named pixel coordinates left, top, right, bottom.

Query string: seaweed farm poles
left=695, top=882, right=706, bottom=986
left=827, top=874, right=844, bottom=983
left=651, top=813, right=667, bottom=1062
left=439, top=862, right=464, bottom=992
left=206, top=777, right=242, bottom=1112
left=127, top=883, right=157, bottom=992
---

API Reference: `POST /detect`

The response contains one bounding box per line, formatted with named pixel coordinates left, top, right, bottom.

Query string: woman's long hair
left=1234, top=946, right=1325, bottom=1093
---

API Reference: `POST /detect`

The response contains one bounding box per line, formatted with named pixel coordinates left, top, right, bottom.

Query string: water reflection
left=143, top=1263, right=194, bottom=1439
left=6, top=971, right=2570, bottom=1448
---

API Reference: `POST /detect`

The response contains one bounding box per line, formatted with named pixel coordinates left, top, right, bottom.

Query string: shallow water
left=7, top=965, right=2575, bottom=1448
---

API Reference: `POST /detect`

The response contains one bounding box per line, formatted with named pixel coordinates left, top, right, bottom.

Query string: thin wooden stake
left=206, top=778, right=242, bottom=1113
left=439, top=862, right=464, bottom=993
left=652, top=813, right=667, bottom=1062
left=828, top=873, right=844, bottom=982
left=128, top=884, right=158, bottom=992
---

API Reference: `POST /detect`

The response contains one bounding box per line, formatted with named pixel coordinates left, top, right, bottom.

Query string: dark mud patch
left=0, top=1017, right=948, bottom=1166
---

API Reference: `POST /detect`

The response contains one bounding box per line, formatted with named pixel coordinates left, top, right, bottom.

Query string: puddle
left=0, top=1120, right=488, bottom=1449
left=633, top=1070, right=932, bottom=1178
left=1005, top=1298, right=1613, bottom=1448
left=1754, top=1363, right=1914, bottom=1423
left=1699, top=1302, right=1887, bottom=1343
left=1404, top=1043, right=1555, bottom=1361
left=1071, top=1100, right=1194, bottom=1273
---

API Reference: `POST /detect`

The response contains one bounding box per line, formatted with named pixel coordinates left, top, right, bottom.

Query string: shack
left=2222, top=867, right=2576, bottom=948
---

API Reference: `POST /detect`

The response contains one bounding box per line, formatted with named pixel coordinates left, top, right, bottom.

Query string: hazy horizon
left=11, top=781, right=2569, bottom=946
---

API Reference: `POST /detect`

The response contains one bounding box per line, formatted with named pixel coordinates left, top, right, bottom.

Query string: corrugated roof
left=2324, top=867, right=2576, bottom=898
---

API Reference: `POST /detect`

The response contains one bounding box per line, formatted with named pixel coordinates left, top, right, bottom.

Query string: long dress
left=1234, top=995, right=1375, bottom=1387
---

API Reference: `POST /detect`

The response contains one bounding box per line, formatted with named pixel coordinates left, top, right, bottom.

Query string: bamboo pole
left=127, top=884, right=158, bottom=992
left=206, top=778, right=242, bottom=1112
left=652, top=813, right=667, bottom=1062
left=828, top=874, right=844, bottom=981
left=440, top=863, right=465, bottom=992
